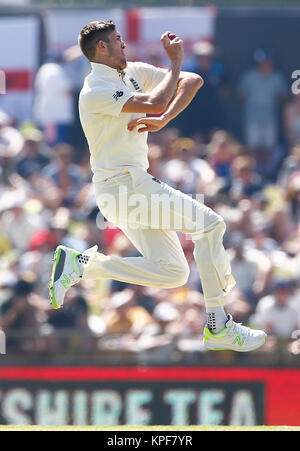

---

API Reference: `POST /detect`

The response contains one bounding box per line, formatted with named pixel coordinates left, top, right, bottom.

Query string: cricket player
left=49, top=20, right=267, bottom=352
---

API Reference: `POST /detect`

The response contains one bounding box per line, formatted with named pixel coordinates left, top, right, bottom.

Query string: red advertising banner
left=0, top=367, right=299, bottom=426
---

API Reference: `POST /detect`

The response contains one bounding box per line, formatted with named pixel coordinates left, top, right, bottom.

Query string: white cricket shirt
left=79, top=61, right=167, bottom=183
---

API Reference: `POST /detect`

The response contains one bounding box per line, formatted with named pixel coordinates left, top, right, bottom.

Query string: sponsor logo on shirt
left=129, top=77, right=142, bottom=92
left=113, top=91, right=124, bottom=101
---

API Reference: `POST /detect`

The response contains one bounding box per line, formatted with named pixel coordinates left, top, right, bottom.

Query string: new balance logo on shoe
left=232, top=335, right=246, bottom=347
left=61, top=274, right=71, bottom=289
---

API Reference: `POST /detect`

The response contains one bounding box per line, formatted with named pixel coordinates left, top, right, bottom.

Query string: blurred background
left=1, top=0, right=300, bottom=426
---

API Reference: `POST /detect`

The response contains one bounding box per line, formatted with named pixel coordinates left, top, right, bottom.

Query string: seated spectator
left=0, top=190, right=43, bottom=252
left=179, top=41, right=229, bottom=139
left=254, top=280, right=299, bottom=339
left=224, top=288, right=252, bottom=323
left=207, top=130, right=240, bottom=190
left=136, top=301, right=181, bottom=356
left=48, top=287, right=89, bottom=331
left=246, top=222, right=278, bottom=255
left=42, top=143, right=84, bottom=207
left=229, top=231, right=272, bottom=306
left=285, top=172, right=300, bottom=227
left=230, top=155, right=263, bottom=201
left=0, top=279, right=39, bottom=351
left=103, top=289, right=153, bottom=336
left=278, top=145, right=300, bottom=189
left=284, top=93, right=300, bottom=146
left=0, top=110, right=24, bottom=184
left=14, top=126, right=50, bottom=179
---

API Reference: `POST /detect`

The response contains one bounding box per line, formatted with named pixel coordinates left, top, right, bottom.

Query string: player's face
left=106, top=30, right=127, bottom=71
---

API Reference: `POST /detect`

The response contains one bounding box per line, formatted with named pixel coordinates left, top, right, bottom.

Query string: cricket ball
left=168, top=33, right=176, bottom=40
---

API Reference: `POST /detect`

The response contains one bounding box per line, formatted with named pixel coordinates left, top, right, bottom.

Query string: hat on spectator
left=0, top=110, right=10, bottom=126
left=153, top=302, right=179, bottom=322
left=0, top=190, right=26, bottom=212
left=274, top=279, right=294, bottom=290
left=111, top=290, right=133, bottom=309
left=253, top=48, right=274, bottom=64
left=0, top=270, right=17, bottom=288
left=0, top=124, right=24, bottom=158
left=22, top=127, right=43, bottom=143
left=192, top=41, right=214, bottom=57
left=29, top=230, right=57, bottom=251
left=50, top=207, right=70, bottom=230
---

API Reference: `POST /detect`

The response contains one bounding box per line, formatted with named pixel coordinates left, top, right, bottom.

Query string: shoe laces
left=227, top=320, right=250, bottom=338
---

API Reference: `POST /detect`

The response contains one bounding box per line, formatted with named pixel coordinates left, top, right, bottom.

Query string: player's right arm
left=121, top=32, right=184, bottom=115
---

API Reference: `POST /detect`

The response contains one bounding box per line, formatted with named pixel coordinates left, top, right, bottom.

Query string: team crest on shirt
left=113, top=91, right=124, bottom=101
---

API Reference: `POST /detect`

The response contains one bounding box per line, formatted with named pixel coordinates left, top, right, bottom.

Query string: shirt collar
left=91, top=62, right=123, bottom=80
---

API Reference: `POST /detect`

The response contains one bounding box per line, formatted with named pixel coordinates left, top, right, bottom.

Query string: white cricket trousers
left=82, top=167, right=235, bottom=308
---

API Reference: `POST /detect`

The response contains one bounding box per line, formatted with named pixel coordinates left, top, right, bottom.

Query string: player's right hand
left=160, top=31, right=184, bottom=63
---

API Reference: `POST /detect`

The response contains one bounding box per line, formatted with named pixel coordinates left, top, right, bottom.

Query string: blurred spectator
left=246, top=222, right=278, bottom=255
left=179, top=41, right=229, bottom=139
left=0, top=190, right=43, bottom=252
left=284, top=94, right=300, bottom=147
left=33, top=52, right=74, bottom=146
left=223, top=288, right=251, bottom=323
left=238, top=48, right=287, bottom=150
left=0, top=110, right=24, bottom=184
left=254, top=280, right=299, bottom=339
left=63, top=45, right=90, bottom=155
left=42, top=143, right=84, bottom=207
left=0, top=279, right=39, bottom=351
left=278, top=145, right=300, bottom=189
left=230, top=155, right=263, bottom=200
left=229, top=231, right=271, bottom=307
left=207, top=130, right=240, bottom=191
left=285, top=172, right=300, bottom=227
left=136, top=301, right=181, bottom=361
left=103, top=289, right=153, bottom=336
left=48, top=287, right=89, bottom=331
left=14, top=126, right=50, bottom=179
left=161, top=137, right=215, bottom=194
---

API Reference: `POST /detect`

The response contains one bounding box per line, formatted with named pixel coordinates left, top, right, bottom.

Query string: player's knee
left=163, top=260, right=190, bottom=288
left=173, top=261, right=190, bottom=287
left=192, top=212, right=226, bottom=242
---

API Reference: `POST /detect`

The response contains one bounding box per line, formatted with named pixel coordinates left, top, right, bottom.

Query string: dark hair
left=78, top=20, right=116, bottom=61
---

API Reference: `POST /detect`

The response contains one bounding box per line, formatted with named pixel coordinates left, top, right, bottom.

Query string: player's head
left=78, top=20, right=127, bottom=71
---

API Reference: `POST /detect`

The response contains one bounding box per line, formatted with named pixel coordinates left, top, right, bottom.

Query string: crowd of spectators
left=1, top=40, right=300, bottom=365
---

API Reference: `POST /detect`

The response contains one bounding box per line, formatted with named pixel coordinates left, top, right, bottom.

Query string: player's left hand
left=127, top=115, right=168, bottom=133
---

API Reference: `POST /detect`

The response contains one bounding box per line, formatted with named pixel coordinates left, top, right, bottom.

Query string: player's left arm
left=127, top=71, right=203, bottom=133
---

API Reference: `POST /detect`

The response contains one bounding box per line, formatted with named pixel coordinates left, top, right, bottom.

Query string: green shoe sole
left=49, top=247, right=62, bottom=309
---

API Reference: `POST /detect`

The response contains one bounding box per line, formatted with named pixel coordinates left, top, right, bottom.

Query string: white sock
left=206, top=307, right=228, bottom=333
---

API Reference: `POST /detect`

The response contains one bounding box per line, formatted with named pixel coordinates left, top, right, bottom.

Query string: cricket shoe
left=49, top=245, right=85, bottom=309
left=203, top=314, right=267, bottom=352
